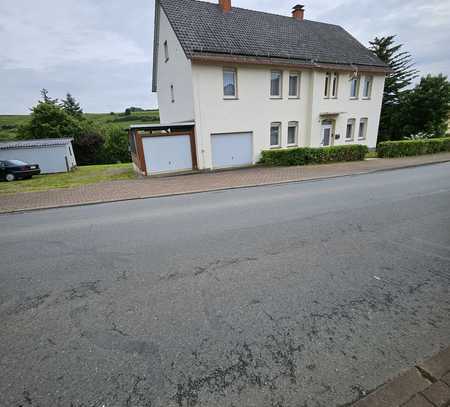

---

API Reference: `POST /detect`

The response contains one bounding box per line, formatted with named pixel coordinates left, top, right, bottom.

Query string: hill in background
left=0, top=109, right=160, bottom=141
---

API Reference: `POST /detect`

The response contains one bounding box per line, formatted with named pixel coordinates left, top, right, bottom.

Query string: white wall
left=156, top=7, right=194, bottom=124
left=0, top=145, right=75, bottom=173
left=191, top=63, right=385, bottom=169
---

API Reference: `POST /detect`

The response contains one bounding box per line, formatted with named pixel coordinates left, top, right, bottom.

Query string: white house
left=130, top=0, right=389, bottom=175
left=0, top=139, right=77, bottom=174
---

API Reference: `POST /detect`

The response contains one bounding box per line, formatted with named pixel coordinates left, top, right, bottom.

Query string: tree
left=369, top=36, right=419, bottom=140
left=40, top=88, right=58, bottom=105
left=397, top=74, right=450, bottom=138
left=103, top=125, right=131, bottom=163
left=61, top=93, right=83, bottom=118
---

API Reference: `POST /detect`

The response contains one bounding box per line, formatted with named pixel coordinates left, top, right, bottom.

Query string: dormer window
left=163, top=40, right=169, bottom=62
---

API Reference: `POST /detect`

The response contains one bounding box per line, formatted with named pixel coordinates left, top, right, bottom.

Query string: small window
left=358, top=118, right=368, bottom=139
left=170, top=84, right=175, bottom=103
left=289, top=73, right=300, bottom=98
left=69, top=146, right=73, bottom=156
left=223, top=68, right=237, bottom=98
left=346, top=118, right=355, bottom=140
left=164, top=40, right=169, bottom=62
left=350, top=75, right=360, bottom=98
left=287, top=121, right=298, bottom=145
left=270, top=122, right=281, bottom=147
left=331, top=73, right=339, bottom=98
left=363, top=76, right=373, bottom=98
left=270, top=71, right=282, bottom=97
left=324, top=72, right=331, bottom=98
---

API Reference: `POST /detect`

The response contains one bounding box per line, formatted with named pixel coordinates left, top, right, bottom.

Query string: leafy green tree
left=369, top=36, right=418, bottom=140
left=61, top=93, right=83, bottom=118
left=103, top=125, right=131, bottom=163
left=40, top=88, right=58, bottom=104
left=397, top=74, right=450, bottom=138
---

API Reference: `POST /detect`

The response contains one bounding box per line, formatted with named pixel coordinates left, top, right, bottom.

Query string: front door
left=321, top=121, right=333, bottom=146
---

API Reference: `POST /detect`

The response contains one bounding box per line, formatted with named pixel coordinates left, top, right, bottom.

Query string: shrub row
left=259, top=144, right=369, bottom=166
left=377, top=137, right=450, bottom=158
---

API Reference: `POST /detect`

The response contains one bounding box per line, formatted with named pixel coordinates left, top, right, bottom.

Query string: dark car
left=0, top=160, right=41, bottom=182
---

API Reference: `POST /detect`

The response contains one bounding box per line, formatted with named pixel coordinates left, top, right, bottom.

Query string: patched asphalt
left=1, top=163, right=449, bottom=407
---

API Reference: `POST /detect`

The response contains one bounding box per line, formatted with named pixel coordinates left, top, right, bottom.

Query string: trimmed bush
left=259, top=144, right=369, bottom=166
left=377, top=137, right=450, bottom=158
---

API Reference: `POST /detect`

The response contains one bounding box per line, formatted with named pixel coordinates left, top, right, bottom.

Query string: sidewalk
left=351, top=346, right=450, bottom=407
left=1, top=152, right=450, bottom=214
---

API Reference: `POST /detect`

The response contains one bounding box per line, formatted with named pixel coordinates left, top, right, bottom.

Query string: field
left=0, top=110, right=159, bottom=141
left=0, top=163, right=135, bottom=194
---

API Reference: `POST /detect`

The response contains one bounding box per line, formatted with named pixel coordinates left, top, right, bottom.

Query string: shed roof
left=0, top=138, right=73, bottom=150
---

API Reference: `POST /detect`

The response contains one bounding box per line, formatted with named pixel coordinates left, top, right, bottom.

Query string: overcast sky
left=0, top=0, right=449, bottom=114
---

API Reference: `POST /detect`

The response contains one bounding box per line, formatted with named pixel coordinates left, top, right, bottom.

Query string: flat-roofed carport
left=129, top=122, right=197, bottom=176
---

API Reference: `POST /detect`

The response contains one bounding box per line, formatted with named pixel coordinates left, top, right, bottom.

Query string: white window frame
left=270, top=122, right=281, bottom=147
left=287, top=121, right=298, bottom=146
left=350, top=75, right=360, bottom=99
left=346, top=118, right=355, bottom=141
left=270, top=71, right=283, bottom=98
left=288, top=72, right=300, bottom=98
left=331, top=72, right=339, bottom=98
left=324, top=72, right=331, bottom=98
left=362, top=76, right=373, bottom=99
left=170, top=84, right=175, bottom=103
left=223, top=68, right=237, bottom=99
left=358, top=118, right=368, bottom=140
left=163, top=40, right=169, bottom=62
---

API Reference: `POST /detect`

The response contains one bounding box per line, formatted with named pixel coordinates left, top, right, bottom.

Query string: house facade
left=133, top=0, right=389, bottom=175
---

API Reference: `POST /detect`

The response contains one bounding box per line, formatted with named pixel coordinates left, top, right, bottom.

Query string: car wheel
left=5, top=173, right=15, bottom=182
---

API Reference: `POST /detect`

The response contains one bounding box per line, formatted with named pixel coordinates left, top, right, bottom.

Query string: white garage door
left=143, top=135, right=193, bottom=174
left=211, top=132, right=253, bottom=169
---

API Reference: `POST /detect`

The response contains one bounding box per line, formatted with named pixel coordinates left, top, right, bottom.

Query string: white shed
left=0, top=139, right=77, bottom=174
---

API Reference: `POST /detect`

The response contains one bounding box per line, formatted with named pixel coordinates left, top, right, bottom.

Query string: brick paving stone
left=353, top=368, right=431, bottom=407
left=1, top=152, right=450, bottom=214
left=421, top=381, right=450, bottom=407
left=402, top=394, right=434, bottom=407
left=417, top=347, right=450, bottom=381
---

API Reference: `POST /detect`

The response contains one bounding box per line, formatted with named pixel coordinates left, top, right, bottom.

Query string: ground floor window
left=287, top=121, right=298, bottom=145
left=358, top=118, right=368, bottom=139
left=270, top=122, right=281, bottom=147
left=346, top=118, right=355, bottom=140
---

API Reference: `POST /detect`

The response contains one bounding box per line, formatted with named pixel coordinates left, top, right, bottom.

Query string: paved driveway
left=1, top=163, right=449, bottom=407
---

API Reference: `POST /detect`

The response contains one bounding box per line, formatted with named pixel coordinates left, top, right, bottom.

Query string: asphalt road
left=1, top=163, right=450, bottom=407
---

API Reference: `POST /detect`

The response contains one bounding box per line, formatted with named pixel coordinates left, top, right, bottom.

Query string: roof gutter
left=151, top=0, right=161, bottom=92
left=190, top=52, right=392, bottom=74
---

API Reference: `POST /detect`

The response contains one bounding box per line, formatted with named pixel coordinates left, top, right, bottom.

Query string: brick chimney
left=292, top=4, right=304, bottom=20
left=219, top=0, right=231, bottom=12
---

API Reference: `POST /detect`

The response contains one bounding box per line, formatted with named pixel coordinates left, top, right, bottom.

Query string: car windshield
left=6, top=160, right=28, bottom=166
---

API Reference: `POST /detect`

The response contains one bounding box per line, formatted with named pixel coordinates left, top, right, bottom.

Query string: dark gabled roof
left=158, top=0, right=387, bottom=69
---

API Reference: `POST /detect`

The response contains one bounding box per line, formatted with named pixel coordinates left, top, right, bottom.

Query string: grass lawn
left=365, top=151, right=378, bottom=159
left=0, top=163, right=135, bottom=195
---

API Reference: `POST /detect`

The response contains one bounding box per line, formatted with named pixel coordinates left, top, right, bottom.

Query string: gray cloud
left=0, top=0, right=448, bottom=114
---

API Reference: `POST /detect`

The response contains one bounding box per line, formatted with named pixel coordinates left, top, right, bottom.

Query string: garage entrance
left=129, top=122, right=197, bottom=176
left=211, top=132, right=253, bottom=169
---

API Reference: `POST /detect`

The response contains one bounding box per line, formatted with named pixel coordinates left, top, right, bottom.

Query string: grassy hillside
left=0, top=110, right=160, bottom=141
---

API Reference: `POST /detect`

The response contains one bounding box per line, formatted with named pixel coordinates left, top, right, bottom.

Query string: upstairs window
left=346, top=118, right=355, bottom=140
left=350, top=75, right=360, bottom=98
left=358, top=118, right=368, bottom=139
left=223, top=68, right=237, bottom=98
left=163, top=40, right=169, bottom=62
left=270, top=71, right=282, bottom=97
left=287, top=121, right=298, bottom=145
left=289, top=73, right=300, bottom=98
left=363, top=76, right=373, bottom=98
left=324, top=72, right=331, bottom=97
left=270, top=122, right=281, bottom=147
left=331, top=73, right=339, bottom=98
left=170, top=84, right=175, bottom=103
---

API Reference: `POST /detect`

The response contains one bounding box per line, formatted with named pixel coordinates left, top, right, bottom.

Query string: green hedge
left=259, top=144, right=369, bottom=166
left=377, top=137, right=450, bottom=158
